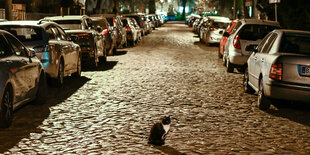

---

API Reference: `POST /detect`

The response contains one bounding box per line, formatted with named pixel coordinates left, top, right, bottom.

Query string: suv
left=223, top=19, right=280, bottom=73
left=44, top=15, right=106, bottom=68
left=0, top=20, right=81, bottom=87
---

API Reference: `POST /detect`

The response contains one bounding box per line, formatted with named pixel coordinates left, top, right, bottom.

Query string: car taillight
left=76, top=33, right=90, bottom=39
left=270, top=63, right=282, bottom=80
left=210, top=28, right=218, bottom=31
left=233, top=35, right=241, bottom=49
left=102, top=29, right=109, bottom=35
left=125, top=27, right=131, bottom=30
left=34, top=44, right=50, bottom=53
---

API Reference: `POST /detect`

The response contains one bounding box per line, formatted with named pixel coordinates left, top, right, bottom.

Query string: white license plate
left=300, top=66, right=310, bottom=76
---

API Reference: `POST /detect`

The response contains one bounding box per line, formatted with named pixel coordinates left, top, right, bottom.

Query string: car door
left=55, top=25, right=77, bottom=73
left=5, top=33, right=39, bottom=100
left=248, top=33, right=271, bottom=88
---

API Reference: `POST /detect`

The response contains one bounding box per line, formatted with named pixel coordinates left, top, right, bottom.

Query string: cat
left=148, top=116, right=171, bottom=146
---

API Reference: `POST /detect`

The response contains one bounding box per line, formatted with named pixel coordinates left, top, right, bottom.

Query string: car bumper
left=228, top=49, right=249, bottom=66
left=265, top=80, right=310, bottom=103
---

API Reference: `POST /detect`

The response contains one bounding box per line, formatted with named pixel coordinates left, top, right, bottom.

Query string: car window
left=0, top=34, right=13, bottom=58
left=55, top=26, right=68, bottom=41
left=86, top=18, right=95, bottom=30
left=0, top=26, right=43, bottom=42
left=46, top=27, right=57, bottom=40
left=230, top=21, right=242, bottom=34
left=257, top=33, right=272, bottom=53
left=280, top=33, right=310, bottom=55
left=261, top=33, right=278, bottom=53
left=4, top=33, right=27, bottom=57
left=239, top=24, right=279, bottom=41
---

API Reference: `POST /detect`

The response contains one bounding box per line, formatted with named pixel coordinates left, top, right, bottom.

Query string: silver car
left=201, top=17, right=231, bottom=44
left=0, top=30, right=46, bottom=128
left=0, top=21, right=82, bottom=87
left=244, top=29, right=310, bottom=110
left=223, top=19, right=280, bottom=73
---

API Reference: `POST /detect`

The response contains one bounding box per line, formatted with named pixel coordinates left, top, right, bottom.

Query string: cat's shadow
left=153, top=145, right=186, bottom=155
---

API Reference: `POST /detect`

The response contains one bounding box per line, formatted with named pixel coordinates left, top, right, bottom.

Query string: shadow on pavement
left=82, top=61, right=118, bottom=72
left=114, top=50, right=127, bottom=56
left=267, top=101, right=310, bottom=126
left=0, top=76, right=90, bottom=153
left=153, top=145, right=186, bottom=155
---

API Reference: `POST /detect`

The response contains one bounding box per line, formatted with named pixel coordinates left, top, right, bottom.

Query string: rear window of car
left=92, top=20, right=108, bottom=29
left=238, top=24, right=279, bottom=41
left=53, top=20, right=82, bottom=30
left=280, top=33, right=310, bottom=55
left=212, top=21, right=229, bottom=29
left=106, top=18, right=114, bottom=26
left=0, top=26, right=43, bottom=43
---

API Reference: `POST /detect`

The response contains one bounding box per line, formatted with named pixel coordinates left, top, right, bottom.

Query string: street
left=0, top=21, right=310, bottom=154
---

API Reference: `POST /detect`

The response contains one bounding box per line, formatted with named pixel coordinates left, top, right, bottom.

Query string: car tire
left=226, top=58, right=234, bottom=73
left=34, top=73, right=47, bottom=105
left=72, top=55, right=81, bottom=78
left=257, top=78, right=271, bottom=110
left=218, top=48, right=223, bottom=59
left=243, top=68, right=255, bottom=94
left=55, top=61, right=64, bottom=87
left=0, top=86, right=13, bottom=128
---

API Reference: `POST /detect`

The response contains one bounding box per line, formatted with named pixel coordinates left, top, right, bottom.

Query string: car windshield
left=92, top=20, right=108, bottom=29
left=239, top=24, right=279, bottom=41
left=53, top=20, right=82, bottom=30
left=0, top=26, right=42, bottom=43
left=280, top=33, right=310, bottom=55
left=106, top=18, right=114, bottom=26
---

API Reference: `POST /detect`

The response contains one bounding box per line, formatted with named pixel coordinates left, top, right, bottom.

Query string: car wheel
left=34, top=73, right=47, bottom=105
left=218, top=48, right=223, bottom=59
left=72, top=55, right=81, bottom=78
left=55, top=61, right=64, bottom=87
left=0, top=86, right=13, bottom=128
left=226, top=58, right=234, bottom=73
left=257, top=78, right=271, bottom=110
left=222, top=54, right=227, bottom=66
left=243, top=68, right=255, bottom=94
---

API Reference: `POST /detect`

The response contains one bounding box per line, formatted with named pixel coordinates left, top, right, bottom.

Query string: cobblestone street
left=0, top=22, right=310, bottom=154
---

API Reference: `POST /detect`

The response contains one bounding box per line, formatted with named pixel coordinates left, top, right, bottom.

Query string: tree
left=4, top=0, right=12, bottom=20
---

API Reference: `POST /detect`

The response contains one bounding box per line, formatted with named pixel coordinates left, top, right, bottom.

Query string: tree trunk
left=149, top=0, right=155, bottom=14
left=5, top=0, right=13, bottom=20
left=113, top=0, right=120, bottom=14
left=181, top=0, right=187, bottom=20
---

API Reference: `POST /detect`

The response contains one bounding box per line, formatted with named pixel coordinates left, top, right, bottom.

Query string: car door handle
left=261, top=58, right=265, bottom=62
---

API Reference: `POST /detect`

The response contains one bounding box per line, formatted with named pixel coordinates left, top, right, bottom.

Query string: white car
left=223, top=19, right=280, bottom=73
left=201, top=17, right=231, bottom=44
left=244, top=29, right=310, bottom=110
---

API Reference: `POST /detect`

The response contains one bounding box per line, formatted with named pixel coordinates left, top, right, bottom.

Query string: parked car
left=124, top=14, right=148, bottom=36
left=0, top=20, right=81, bottom=87
left=193, top=18, right=202, bottom=34
left=146, top=15, right=156, bottom=30
left=131, top=18, right=142, bottom=41
left=44, top=15, right=106, bottom=68
left=96, top=14, right=127, bottom=49
left=200, top=17, right=231, bottom=45
left=0, top=30, right=47, bottom=128
left=244, top=29, right=310, bottom=110
left=0, top=19, right=7, bottom=22
left=121, top=17, right=139, bottom=46
left=91, top=16, right=117, bottom=56
left=223, top=19, right=280, bottom=73
left=219, top=20, right=238, bottom=58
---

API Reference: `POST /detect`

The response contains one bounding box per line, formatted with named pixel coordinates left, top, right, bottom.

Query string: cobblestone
left=0, top=21, right=310, bottom=154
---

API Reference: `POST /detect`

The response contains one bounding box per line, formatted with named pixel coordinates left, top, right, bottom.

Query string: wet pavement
left=0, top=21, right=310, bottom=154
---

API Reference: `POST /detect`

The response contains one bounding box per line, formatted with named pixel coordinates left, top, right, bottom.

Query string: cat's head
left=161, top=116, right=171, bottom=125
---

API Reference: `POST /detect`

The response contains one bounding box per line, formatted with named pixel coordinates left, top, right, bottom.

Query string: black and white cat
left=148, top=116, right=171, bottom=146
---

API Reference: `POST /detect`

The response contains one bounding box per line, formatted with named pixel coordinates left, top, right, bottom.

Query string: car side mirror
left=28, top=48, right=36, bottom=58
left=246, top=44, right=258, bottom=52
left=223, top=32, right=230, bottom=37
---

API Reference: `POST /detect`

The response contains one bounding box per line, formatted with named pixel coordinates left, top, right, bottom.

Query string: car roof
left=275, top=29, right=310, bottom=35
left=44, top=15, right=89, bottom=20
left=0, top=20, right=54, bottom=28
left=241, top=18, right=280, bottom=26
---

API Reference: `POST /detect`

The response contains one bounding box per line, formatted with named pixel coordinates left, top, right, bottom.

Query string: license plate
left=300, top=65, right=310, bottom=76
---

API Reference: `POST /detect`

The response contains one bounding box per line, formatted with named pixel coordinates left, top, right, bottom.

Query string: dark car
left=91, top=16, right=117, bottom=56
left=0, top=20, right=81, bottom=87
left=44, top=15, right=106, bottom=68
left=124, top=14, right=148, bottom=36
left=0, top=30, right=47, bottom=128
left=96, top=14, right=127, bottom=49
